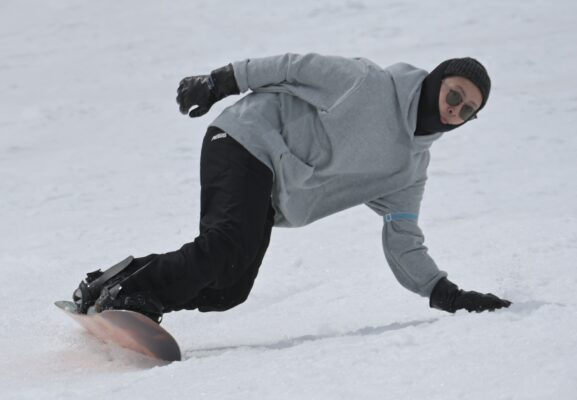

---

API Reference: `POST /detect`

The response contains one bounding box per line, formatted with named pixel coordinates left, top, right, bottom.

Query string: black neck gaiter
left=414, top=60, right=463, bottom=136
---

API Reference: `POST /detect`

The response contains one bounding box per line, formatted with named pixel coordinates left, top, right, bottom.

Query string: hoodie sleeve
left=231, top=53, right=368, bottom=112
left=365, top=179, right=447, bottom=297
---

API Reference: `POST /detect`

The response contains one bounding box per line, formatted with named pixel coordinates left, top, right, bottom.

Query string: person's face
left=438, top=76, right=483, bottom=125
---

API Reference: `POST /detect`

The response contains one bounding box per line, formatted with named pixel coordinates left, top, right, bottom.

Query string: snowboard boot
left=72, top=255, right=164, bottom=323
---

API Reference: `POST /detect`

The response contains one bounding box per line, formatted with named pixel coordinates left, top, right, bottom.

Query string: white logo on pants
left=211, top=133, right=228, bottom=141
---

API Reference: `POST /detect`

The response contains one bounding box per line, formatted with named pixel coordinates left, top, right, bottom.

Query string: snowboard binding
left=72, top=256, right=164, bottom=324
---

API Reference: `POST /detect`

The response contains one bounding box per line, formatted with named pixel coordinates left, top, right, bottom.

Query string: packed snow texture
left=1, top=1, right=576, bottom=399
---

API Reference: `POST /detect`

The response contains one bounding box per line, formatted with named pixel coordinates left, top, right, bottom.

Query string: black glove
left=429, top=277, right=512, bottom=313
left=176, top=63, right=240, bottom=118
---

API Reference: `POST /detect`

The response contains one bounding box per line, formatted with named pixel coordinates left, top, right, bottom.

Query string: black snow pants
left=124, top=126, right=275, bottom=312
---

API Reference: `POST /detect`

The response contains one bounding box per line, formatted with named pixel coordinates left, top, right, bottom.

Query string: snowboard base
left=55, top=300, right=181, bottom=362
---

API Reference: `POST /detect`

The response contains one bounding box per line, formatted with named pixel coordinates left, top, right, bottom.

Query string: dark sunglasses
left=446, top=89, right=478, bottom=121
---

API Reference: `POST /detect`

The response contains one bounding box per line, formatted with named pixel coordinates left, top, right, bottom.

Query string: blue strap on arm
left=384, top=213, right=418, bottom=222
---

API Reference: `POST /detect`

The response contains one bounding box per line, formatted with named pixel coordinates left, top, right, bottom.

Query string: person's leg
left=121, top=127, right=274, bottom=312
left=185, top=201, right=275, bottom=312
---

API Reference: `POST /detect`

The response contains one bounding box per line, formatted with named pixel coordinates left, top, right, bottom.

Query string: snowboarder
left=73, top=53, right=511, bottom=323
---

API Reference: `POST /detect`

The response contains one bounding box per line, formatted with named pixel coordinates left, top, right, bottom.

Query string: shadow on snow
left=184, top=318, right=438, bottom=359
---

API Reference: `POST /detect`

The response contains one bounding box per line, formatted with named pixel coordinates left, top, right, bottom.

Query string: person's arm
left=176, top=53, right=368, bottom=117
left=366, top=179, right=446, bottom=297
left=231, top=53, right=367, bottom=111
left=366, top=180, right=511, bottom=313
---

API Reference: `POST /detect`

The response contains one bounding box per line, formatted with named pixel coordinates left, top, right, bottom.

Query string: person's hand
left=176, top=64, right=240, bottom=118
left=430, top=277, right=512, bottom=313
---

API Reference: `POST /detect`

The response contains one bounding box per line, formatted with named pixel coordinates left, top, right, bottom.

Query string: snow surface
left=1, top=0, right=577, bottom=399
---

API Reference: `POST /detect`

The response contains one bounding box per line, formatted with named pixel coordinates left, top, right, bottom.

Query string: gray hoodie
left=211, top=53, right=447, bottom=297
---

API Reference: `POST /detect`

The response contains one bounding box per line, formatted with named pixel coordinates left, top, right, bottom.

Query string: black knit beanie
left=415, top=57, right=491, bottom=136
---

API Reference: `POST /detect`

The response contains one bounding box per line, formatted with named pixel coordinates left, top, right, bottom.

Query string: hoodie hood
left=387, top=62, right=445, bottom=149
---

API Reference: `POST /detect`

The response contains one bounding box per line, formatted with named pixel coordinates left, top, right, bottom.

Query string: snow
left=1, top=0, right=576, bottom=398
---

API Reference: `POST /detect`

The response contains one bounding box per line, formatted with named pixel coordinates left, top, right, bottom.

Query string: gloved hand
left=430, top=277, right=512, bottom=313
left=176, top=63, right=240, bottom=118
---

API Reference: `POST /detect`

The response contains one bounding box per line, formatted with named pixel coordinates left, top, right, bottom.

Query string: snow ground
left=1, top=0, right=576, bottom=399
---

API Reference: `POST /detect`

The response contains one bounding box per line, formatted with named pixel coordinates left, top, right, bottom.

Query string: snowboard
left=55, top=300, right=181, bottom=362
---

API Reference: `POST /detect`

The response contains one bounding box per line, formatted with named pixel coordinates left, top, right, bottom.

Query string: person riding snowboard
left=73, top=53, right=512, bottom=323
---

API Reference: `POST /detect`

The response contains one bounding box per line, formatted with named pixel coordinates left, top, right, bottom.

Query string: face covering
left=414, top=60, right=462, bottom=136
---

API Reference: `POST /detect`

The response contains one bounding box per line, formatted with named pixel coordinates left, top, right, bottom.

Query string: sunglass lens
left=446, top=90, right=462, bottom=107
left=460, top=105, right=476, bottom=121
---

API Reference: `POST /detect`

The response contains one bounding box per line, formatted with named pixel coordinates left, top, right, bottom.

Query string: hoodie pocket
left=277, top=151, right=314, bottom=186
